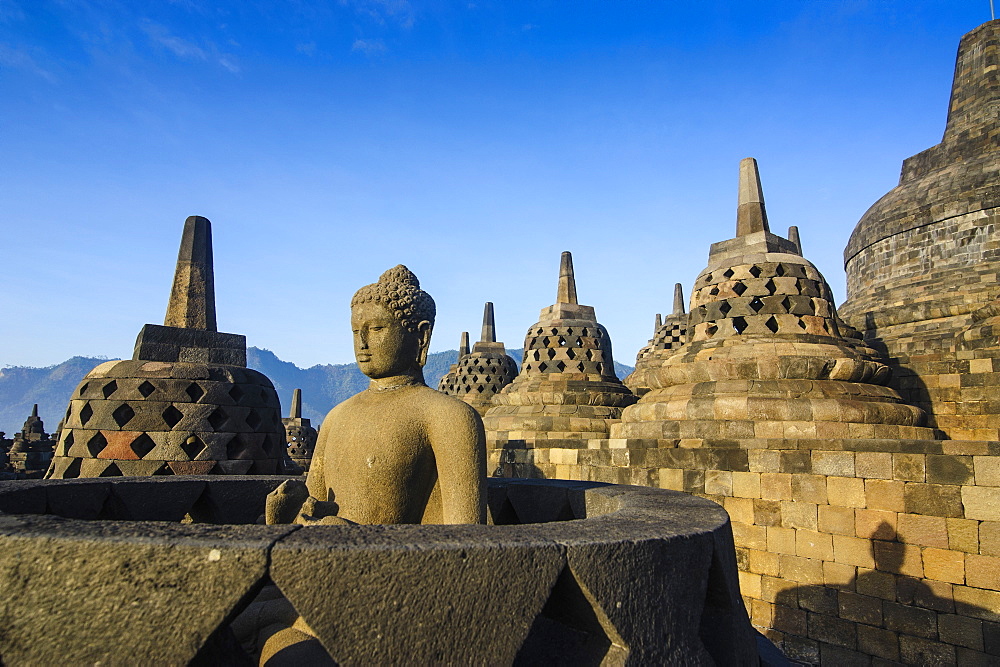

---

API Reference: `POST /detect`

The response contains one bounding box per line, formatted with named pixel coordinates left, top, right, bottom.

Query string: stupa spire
left=673, top=283, right=686, bottom=315
left=459, top=332, right=470, bottom=357
left=557, top=251, right=578, bottom=305
left=31, top=403, right=38, bottom=418
left=290, top=388, right=302, bottom=419
left=736, top=158, right=769, bottom=237
left=788, top=226, right=802, bottom=254
left=655, top=313, right=662, bottom=331
left=164, top=215, right=217, bottom=331
left=481, top=302, right=496, bottom=343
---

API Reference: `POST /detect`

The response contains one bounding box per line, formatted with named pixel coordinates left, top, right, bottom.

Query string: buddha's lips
left=356, top=355, right=372, bottom=363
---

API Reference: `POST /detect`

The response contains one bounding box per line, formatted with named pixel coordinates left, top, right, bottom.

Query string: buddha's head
left=351, top=265, right=436, bottom=379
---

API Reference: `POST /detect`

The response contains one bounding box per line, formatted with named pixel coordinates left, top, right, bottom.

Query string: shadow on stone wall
left=492, top=440, right=546, bottom=479
left=773, top=521, right=997, bottom=665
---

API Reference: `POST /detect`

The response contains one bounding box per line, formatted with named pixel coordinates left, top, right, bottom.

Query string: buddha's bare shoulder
left=412, top=386, right=482, bottom=421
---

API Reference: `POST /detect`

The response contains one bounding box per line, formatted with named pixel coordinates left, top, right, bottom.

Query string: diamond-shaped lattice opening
left=80, top=402, right=93, bottom=426
left=809, top=299, right=818, bottom=315
left=228, top=385, right=244, bottom=403
left=704, top=273, right=713, bottom=283
left=550, top=328, right=558, bottom=335
left=749, top=297, right=764, bottom=313
left=130, top=433, right=156, bottom=458
left=566, top=348, right=577, bottom=360
left=546, top=348, right=557, bottom=360
left=153, top=463, right=173, bottom=475
left=732, top=317, right=748, bottom=334
left=79, top=382, right=89, bottom=397
left=558, top=337, right=567, bottom=346
left=64, top=458, right=82, bottom=479
left=538, top=362, right=548, bottom=372
left=595, top=362, right=605, bottom=374
left=719, top=302, right=732, bottom=316
left=705, top=324, right=719, bottom=337
left=565, top=327, right=573, bottom=335
left=99, top=462, right=122, bottom=477
left=764, top=278, right=776, bottom=295
left=225, top=435, right=244, bottom=458
left=181, top=435, right=204, bottom=460
left=477, top=385, right=485, bottom=393
left=555, top=361, right=566, bottom=371
left=732, top=282, right=748, bottom=296
left=709, top=287, right=719, bottom=297
left=748, top=265, right=762, bottom=278
left=580, top=328, right=589, bottom=337
left=112, top=403, right=135, bottom=428
left=162, top=405, right=184, bottom=428
left=86, top=432, right=107, bottom=457
left=765, top=316, right=780, bottom=334
left=781, top=296, right=792, bottom=311
left=532, top=350, right=542, bottom=361
left=722, top=268, right=734, bottom=278
left=797, top=318, right=808, bottom=330
left=576, top=362, right=586, bottom=372
left=540, top=337, right=550, bottom=347
left=62, top=432, right=75, bottom=456
left=775, top=264, right=786, bottom=277
left=102, top=380, right=118, bottom=399
left=185, top=382, right=204, bottom=402
left=138, top=381, right=156, bottom=398
left=207, top=407, right=227, bottom=431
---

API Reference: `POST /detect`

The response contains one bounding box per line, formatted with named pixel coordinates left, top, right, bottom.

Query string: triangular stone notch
left=514, top=565, right=628, bottom=666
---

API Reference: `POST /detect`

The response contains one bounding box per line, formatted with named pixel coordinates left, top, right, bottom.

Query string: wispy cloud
left=0, top=43, right=55, bottom=81
left=140, top=19, right=240, bottom=74
left=141, top=20, right=207, bottom=59
left=341, top=0, right=414, bottom=29
left=351, top=38, right=386, bottom=56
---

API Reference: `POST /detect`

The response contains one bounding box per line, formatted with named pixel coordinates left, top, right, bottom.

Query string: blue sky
left=0, top=1, right=991, bottom=369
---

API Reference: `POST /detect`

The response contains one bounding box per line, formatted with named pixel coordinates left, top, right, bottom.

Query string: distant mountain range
left=0, top=348, right=634, bottom=434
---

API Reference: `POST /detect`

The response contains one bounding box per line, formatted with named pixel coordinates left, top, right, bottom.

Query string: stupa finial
left=164, top=215, right=217, bottom=331
left=788, top=226, right=802, bottom=254
left=481, top=302, right=496, bottom=343
left=736, top=158, right=769, bottom=237
left=31, top=403, right=38, bottom=418
left=459, top=331, right=470, bottom=357
left=673, top=283, right=686, bottom=315
left=655, top=313, right=662, bottom=331
left=290, top=388, right=302, bottom=419
left=557, top=251, right=578, bottom=305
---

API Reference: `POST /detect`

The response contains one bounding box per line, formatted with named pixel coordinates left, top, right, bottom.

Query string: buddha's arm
left=429, top=402, right=487, bottom=524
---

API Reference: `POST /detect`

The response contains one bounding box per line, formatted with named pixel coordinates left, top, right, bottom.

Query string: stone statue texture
left=267, top=265, right=487, bottom=526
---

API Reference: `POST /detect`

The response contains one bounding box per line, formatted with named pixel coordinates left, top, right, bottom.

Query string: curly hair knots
left=351, top=265, right=436, bottom=332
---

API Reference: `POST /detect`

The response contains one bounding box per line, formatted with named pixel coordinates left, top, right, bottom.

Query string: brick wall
left=490, top=437, right=1000, bottom=664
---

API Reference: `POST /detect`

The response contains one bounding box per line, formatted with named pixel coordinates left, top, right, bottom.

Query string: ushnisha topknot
left=351, top=264, right=436, bottom=332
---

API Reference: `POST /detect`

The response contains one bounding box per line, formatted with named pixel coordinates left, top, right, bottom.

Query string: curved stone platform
left=0, top=477, right=757, bottom=665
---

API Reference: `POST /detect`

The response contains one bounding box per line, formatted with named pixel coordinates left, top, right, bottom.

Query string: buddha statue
left=240, top=266, right=487, bottom=663
left=265, top=265, right=487, bottom=526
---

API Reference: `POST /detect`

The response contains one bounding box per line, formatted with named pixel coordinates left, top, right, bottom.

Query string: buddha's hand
left=295, top=496, right=353, bottom=525
left=264, top=479, right=309, bottom=525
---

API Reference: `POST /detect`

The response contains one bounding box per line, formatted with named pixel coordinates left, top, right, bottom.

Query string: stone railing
left=0, top=476, right=759, bottom=665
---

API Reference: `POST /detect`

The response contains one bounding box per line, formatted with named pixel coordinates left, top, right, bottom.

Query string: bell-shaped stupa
left=282, top=388, right=318, bottom=472
left=628, top=283, right=689, bottom=397
left=437, top=332, right=469, bottom=394
left=47, top=216, right=285, bottom=478
left=484, top=252, right=636, bottom=445
left=613, top=159, right=936, bottom=442
left=445, top=303, right=519, bottom=415
left=7, top=405, right=55, bottom=478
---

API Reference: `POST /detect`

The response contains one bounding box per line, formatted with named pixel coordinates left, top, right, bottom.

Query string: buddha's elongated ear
left=416, top=320, right=433, bottom=368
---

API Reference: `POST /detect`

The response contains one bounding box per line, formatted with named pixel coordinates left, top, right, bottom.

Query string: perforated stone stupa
left=282, top=388, right=317, bottom=472
left=614, top=158, right=937, bottom=442
left=6, top=405, right=55, bottom=478
left=629, top=283, right=689, bottom=397
left=437, top=331, right=469, bottom=394
left=47, top=216, right=285, bottom=478
left=441, top=303, right=518, bottom=415
left=484, top=252, right=636, bottom=447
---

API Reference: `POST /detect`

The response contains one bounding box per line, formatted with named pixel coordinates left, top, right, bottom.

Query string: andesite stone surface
left=439, top=302, right=519, bottom=415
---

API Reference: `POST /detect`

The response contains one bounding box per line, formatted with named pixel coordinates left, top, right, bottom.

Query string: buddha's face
left=351, top=301, right=425, bottom=379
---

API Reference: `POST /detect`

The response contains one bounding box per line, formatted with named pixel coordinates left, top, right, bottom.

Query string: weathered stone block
left=904, top=483, right=964, bottom=518
left=963, top=486, right=1000, bottom=521
left=923, top=548, right=966, bottom=584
